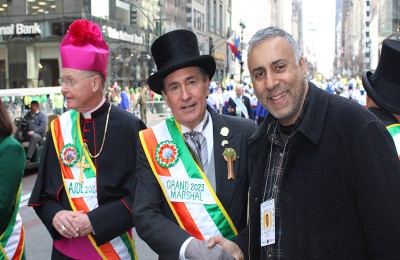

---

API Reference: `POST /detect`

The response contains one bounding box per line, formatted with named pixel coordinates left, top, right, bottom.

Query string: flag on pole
left=227, top=33, right=242, bottom=62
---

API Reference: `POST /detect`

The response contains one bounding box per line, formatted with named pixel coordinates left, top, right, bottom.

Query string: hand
left=53, top=210, right=93, bottom=238
left=71, top=211, right=94, bottom=236
left=52, top=210, right=80, bottom=238
left=27, top=130, right=34, bottom=136
left=185, top=239, right=235, bottom=260
left=208, top=236, right=243, bottom=260
left=227, top=107, right=234, bottom=113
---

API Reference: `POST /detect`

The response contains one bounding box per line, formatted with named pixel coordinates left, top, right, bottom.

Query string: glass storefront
left=0, top=0, right=150, bottom=89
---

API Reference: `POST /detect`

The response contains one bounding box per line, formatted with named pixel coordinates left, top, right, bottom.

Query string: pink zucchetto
left=60, top=20, right=108, bottom=79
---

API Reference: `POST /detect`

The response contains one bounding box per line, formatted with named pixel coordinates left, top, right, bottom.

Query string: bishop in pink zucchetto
left=60, top=19, right=109, bottom=80
left=28, top=19, right=146, bottom=259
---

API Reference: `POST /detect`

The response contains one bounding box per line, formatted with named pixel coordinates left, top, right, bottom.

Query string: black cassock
left=29, top=101, right=146, bottom=251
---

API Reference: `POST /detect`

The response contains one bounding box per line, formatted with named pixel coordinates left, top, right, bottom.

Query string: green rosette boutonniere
left=222, top=147, right=237, bottom=180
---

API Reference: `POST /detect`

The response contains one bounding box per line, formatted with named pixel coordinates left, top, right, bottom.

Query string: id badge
left=260, top=198, right=275, bottom=246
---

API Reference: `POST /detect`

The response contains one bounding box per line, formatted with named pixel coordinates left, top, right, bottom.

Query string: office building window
left=26, top=0, right=59, bottom=15
left=207, top=0, right=211, bottom=31
left=115, top=0, right=130, bottom=25
left=219, top=2, right=222, bottom=35
left=213, top=0, right=216, bottom=32
left=92, top=0, right=109, bottom=19
left=194, top=9, right=202, bottom=30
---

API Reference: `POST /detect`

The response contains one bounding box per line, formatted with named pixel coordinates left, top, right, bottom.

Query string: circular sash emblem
left=60, top=144, right=79, bottom=167
left=155, top=141, right=179, bottom=168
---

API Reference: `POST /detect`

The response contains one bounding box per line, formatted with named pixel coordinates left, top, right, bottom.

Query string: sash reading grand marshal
left=139, top=117, right=237, bottom=240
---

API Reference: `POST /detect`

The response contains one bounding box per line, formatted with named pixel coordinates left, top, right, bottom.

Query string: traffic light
left=156, top=21, right=161, bottom=36
left=131, top=7, right=137, bottom=25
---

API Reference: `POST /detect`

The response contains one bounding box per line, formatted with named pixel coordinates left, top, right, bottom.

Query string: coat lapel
left=209, top=109, right=242, bottom=208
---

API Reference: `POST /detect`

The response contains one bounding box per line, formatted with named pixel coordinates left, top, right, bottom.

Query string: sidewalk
left=141, top=111, right=171, bottom=127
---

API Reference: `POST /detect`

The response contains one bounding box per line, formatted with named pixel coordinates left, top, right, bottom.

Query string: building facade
left=335, top=0, right=399, bottom=75
left=0, top=0, right=153, bottom=89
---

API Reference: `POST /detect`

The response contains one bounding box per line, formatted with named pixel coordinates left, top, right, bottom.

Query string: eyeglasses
left=58, top=74, right=96, bottom=88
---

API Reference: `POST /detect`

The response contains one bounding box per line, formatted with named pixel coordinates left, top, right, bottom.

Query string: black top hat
left=148, top=29, right=216, bottom=94
left=362, top=39, right=400, bottom=114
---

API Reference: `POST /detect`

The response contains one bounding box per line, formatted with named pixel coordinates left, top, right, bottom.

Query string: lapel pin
left=220, top=127, right=229, bottom=137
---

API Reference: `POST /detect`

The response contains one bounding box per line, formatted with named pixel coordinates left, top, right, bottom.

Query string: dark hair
left=30, top=100, right=40, bottom=107
left=0, top=99, right=13, bottom=137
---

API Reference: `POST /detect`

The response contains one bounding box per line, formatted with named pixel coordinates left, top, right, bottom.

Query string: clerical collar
left=181, top=111, right=210, bottom=134
left=82, top=98, right=108, bottom=119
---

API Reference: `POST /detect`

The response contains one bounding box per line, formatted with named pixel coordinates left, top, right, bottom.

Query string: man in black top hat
left=133, top=29, right=256, bottom=259
left=363, top=39, right=400, bottom=158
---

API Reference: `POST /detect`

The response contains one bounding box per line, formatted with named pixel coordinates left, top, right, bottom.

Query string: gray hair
left=247, top=27, right=303, bottom=64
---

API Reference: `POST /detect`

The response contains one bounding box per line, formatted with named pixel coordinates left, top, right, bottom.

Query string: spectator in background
left=53, top=93, right=65, bottom=115
left=249, top=93, right=258, bottom=120
left=107, top=83, right=119, bottom=106
left=363, top=38, right=400, bottom=157
left=136, top=87, right=148, bottom=124
left=226, top=84, right=254, bottom=120
left=357, top=89, right=367, bottom=107
left=0, top=99, right=26, bottom=260
left=14, top=100, right=47, bottom=166
left=119, top=86, right=130, bottom=111
left=215, top=87, right=224, bottom=114
left=207, top=85, right=218, bottom=112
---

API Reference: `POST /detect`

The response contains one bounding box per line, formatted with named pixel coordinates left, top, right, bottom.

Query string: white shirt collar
left=82, top=97, right=106, bottom=119
left=181, top=110, right=210, bottom=134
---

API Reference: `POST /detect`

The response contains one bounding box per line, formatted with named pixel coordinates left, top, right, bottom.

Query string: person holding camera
left=14, top=100, right=47, bottom=165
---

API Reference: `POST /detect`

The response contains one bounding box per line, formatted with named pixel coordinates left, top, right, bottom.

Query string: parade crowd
left=1, top=19, right=400, bottom=260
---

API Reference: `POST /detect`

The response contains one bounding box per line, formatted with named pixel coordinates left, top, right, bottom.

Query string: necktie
left=183, top=115, right=209, bottom=170
left=184, top=131, right=208, bottom=171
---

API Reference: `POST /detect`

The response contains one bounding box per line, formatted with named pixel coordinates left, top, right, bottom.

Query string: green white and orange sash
left=387, top=124, right=400, bottom=159
left=139, top=117, right=237, bottom=240
left=51, top=110, right=137, bottom=260
left=0, top=186, right=25, bottom=260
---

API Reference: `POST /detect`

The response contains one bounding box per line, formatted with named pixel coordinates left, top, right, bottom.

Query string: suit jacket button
left=253, top=197, right=259, bottom=203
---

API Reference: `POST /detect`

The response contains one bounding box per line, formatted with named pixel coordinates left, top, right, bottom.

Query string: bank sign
left=102, top=26, right=143, bottom=45
left=0, top=22, right=41, bottom=36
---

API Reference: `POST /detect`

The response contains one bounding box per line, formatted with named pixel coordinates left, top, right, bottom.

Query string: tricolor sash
left=139, top=117, right=237, bottom=240
left=51, top=110, right=137, bottom=260
left=232, top=98, right=249, bottom=119
left=0, top=186, right=25, bottom=260
left=387, top=124, right=400, bottom=159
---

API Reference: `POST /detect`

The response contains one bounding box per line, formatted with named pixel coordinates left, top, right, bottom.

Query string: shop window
left=8, top=44, right=26, bottom=89
left=52, top=22, right=63, bottom=36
